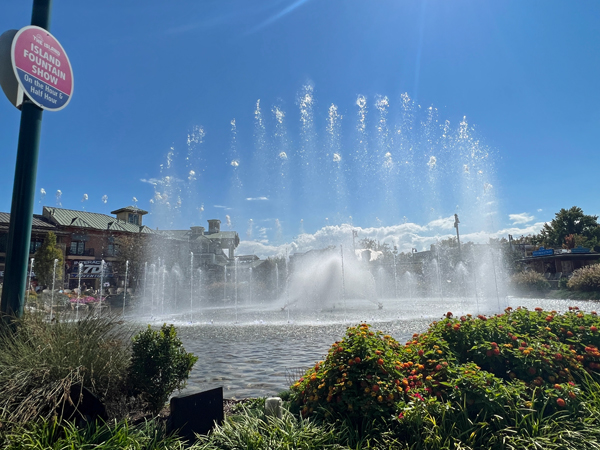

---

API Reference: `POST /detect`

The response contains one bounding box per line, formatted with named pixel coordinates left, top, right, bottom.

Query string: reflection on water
left=138, top=296, right=600, bottom=399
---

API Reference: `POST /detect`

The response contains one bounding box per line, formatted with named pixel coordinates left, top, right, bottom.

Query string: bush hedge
left=128, top=324, right=198, bottom=414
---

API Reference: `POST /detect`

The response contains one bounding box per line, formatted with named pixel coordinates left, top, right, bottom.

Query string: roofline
left=110, top=206, right=149, bottom=215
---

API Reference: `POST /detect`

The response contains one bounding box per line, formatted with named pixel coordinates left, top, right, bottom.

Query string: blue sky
left=1, top=1, right=599, bottom=256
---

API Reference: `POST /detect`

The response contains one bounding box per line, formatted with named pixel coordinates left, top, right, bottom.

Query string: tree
left=533, top=207, right=600, bottom=249
left=113, top=233, right=158, bottom=289
left=33, top=231, right=64, bottom=288
left=358, top=238, right=393, bottom=260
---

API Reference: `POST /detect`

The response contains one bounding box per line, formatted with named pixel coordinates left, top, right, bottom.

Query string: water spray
left=122, top=260, right=129, bottom=316
left=190, top=252, right=194, bottom=323
left=77, top=262, right=83, bottom=321
left=50, top=258, right=57, bottom=321
left=27, top=258, right=34, bottom=307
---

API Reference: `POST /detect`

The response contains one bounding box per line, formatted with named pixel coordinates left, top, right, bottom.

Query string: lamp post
left=454, top=214, right=461, bottom=256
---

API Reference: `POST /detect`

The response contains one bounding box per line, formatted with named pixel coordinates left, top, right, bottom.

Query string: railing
left=67, top=248, right=95, bottom=256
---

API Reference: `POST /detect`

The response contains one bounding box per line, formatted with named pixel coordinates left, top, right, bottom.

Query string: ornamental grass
left=511, top=271, right=551, bottom=291
left=0, top=311, right=131, bottom=424
left=568, top=264, right=600, bottom=292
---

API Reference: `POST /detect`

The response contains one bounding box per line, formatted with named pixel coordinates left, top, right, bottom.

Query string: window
left=70, top=241, right=85, bottom=255
left=106, top=243, right=118, bottom=257
left=30, top=239, right=43, bottom=254
left=128, top=214, right=139, bottom=225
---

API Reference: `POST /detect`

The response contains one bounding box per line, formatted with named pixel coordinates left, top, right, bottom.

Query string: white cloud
left=235, top=220, right=548, bottom=260
left=537, top=209, right=543, bottom=212
left=509, top=213, right=534, bottom=224
left=214, top=205, right=232, bottom=210
left=246, top=197, right=269, bottom=201
left=426, top=215, right=455, bottom=230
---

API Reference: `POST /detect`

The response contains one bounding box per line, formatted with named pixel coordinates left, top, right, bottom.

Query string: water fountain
left=76, top=262, right=83, bottom=321
left=122, top=260, right=129, bottom=316
left=49, top=258, right=57, bottom=321
left=27, top=257, right=34, bottom=306
left=118, top=87, right=598, bottom=399
left=190, top=252, right=194, bottom=322
left=98, top=259, right=105, bottom=317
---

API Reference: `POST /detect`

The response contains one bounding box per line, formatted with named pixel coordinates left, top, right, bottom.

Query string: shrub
left=0, top=312, right=131, bottom=424
left=559, top=276, right=570, bottom=290
left=568, top=264, right=600, bottom=291
left=512, top=270, right=550, bottom=291
left=290, top=308, right=600, bottom=447
left=128, top=324, right=198, bottom=413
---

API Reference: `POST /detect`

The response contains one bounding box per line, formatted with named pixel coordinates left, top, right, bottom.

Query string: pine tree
left=33, top=232, right=64, bottom=288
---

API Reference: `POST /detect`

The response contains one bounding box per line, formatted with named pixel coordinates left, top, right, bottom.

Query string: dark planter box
left=169, top=387, right=224, bottom=442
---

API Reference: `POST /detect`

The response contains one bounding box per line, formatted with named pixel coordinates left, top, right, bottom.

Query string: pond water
left=139, top=296, right=600, bottom=399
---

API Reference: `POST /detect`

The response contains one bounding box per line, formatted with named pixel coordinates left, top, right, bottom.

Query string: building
left=519, top=246, right=600, bottom=281
left=0, top=212, right=58, bottom=279
left=0, top=206, right=242, bottom=293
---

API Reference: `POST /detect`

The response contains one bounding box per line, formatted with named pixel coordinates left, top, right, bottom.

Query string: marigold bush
left=568, top=264, right=600, bottom=292
left=290, top=307, right=600, bottom=429
left=511, top=270, right=550, bottom=291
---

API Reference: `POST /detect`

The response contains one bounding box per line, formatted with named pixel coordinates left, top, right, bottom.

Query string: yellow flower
left=377, top=395, right=383, bottom=402
left=426, top=376, right=432, bottom=381
left=437, top=350, right=443, bottom=354
left=371, top=392, right=377, bottom=397
left=347, top=381, right=353, bottom=386
left=365, top=387, right=370, bottom=394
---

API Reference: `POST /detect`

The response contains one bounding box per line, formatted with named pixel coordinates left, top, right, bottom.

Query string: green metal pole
left=0, top=0, right=52, bottom=319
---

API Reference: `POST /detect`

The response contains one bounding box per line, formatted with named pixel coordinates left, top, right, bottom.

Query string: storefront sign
left=532, top=247, right=554, bottom=257
left=571, top=246, right=591, bottom=254
left=11, top=26, right=73, bottom=110
left=69, top=260, right=113, bottom=279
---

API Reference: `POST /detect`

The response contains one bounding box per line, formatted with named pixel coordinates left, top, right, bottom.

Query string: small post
left=0, top=0, right=52, bottom=320
left=265, top=397, right=283, bottom=419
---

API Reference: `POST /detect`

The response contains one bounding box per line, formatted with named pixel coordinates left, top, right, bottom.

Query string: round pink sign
left=11, top=25, right=73, bottom=111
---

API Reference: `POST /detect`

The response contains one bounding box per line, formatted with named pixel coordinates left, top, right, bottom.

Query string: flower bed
left=290, top=307, right=600, bottom=447
left=69, top=296, right=105, bottom=304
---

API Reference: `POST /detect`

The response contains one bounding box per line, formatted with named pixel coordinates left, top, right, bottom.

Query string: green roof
left=0, top=212, right=56, bottom=229
left=43, top=207, right=154, bottom=234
